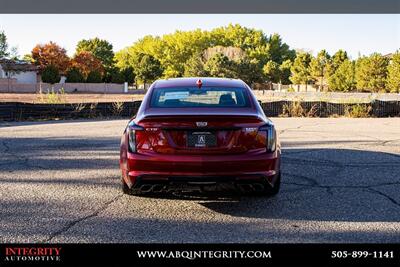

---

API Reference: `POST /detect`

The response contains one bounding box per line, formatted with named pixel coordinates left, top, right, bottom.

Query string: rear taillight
left=127, top=121, right=144, bottom=153
left=259, top=124, right=276, bottom=152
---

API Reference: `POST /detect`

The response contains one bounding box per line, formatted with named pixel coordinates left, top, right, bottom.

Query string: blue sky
left=0, top=14, right=399, bottom=59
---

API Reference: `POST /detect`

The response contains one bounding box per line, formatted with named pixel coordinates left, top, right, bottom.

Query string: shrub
left=281, top=101, right=318, bottom=117
left=327, top=59, right=355, bottom=92
left=41, top=65, right=60, bottom=84
left=86, top=71, right=103, bottom=83
left=73, top=103, right=86, bottom=113
left=355, top=53, right=388, bottom=92
left=282, top=101, right=304, bottom=117
left=122, top=67, right=135, bottom=84
left=89, top=102, right=98, bottom=118
left=345, top=104, right=372, bottom=118
left=66, top=67, right=84, bottom=83
left=386, top=51, right=400, bottom=93
left=112, top=102, right=124, bottom=116
left=110, top=70, right=125, bottom=84
left=39, top=88, right=64, bottom=104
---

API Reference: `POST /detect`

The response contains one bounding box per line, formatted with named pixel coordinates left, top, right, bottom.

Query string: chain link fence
left=1, top=100, right=399, bottom=121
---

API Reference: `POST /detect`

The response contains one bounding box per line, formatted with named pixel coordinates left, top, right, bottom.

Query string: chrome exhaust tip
left=152, top=184, right=165, bottom=192
left=237, top=184, right=252, bottom=193
left=237, top=183, right=264, bottom=193
left=140, top=184, right=154, bottom=193
left=252, top=183, right=265, bottom=192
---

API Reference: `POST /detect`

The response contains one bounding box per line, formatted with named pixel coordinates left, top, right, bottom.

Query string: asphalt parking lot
left=0, top=118, right=399, bottom=243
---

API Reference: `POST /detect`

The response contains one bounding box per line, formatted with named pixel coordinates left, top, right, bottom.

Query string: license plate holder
left=187, top=131, right=217, bottom=148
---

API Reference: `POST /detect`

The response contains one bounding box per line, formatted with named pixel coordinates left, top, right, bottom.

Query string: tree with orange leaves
left=70, top=51, right=104, bottom=79
left=31, top=41, right=70, bottom=74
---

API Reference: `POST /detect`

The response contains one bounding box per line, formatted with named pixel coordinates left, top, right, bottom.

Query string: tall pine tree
left=386, top=52, right=400, bottom=93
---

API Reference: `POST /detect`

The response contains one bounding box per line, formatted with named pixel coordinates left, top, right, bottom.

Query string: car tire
left=122, top=178, right=132, bottom=195
left=261, top=173, right=281, bottom=196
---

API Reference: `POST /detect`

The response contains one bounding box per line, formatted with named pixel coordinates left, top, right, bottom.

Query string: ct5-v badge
left=196, top=122, right=207, bottom=127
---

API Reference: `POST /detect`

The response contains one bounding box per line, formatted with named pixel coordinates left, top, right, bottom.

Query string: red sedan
left=120, top=77, right=281, bottom=196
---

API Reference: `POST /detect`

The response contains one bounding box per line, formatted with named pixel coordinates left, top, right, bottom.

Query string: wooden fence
left=0, top=100, right=399, bottom=121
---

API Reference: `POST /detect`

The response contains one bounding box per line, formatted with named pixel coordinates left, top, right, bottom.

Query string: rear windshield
left=150, top=87, right=251, bottom=108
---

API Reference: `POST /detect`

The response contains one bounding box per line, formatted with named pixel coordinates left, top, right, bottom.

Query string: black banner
left=1, top=243, right=399, bottom=266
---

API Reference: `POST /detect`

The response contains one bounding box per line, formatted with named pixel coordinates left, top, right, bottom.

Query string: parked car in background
left=120, top=77, right=281, bottom=196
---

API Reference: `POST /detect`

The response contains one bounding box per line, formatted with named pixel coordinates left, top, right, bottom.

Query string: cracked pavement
left=0, top=118, right=399, bottom=243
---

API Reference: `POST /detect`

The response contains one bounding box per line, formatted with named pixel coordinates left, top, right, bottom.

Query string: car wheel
left=122, top=178, right=132, bottom=195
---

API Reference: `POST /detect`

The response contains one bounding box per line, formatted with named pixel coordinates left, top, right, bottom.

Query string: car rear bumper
left=122, top=150, right=281, bottom=189
left=127, top=172, right=280, bottom=194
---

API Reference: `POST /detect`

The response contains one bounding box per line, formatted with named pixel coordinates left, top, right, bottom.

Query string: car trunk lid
left=135, top=114, right=267, bottom=155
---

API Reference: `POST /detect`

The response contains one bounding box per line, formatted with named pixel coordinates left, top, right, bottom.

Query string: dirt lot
left=1, top=91, right=399, bottom=104
left=0, top=93, right=145, bottom=103
left=253, top=91, right=400, bottom=103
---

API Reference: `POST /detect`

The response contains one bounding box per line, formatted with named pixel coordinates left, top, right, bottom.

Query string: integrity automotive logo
left=3, top=247, right=62, bottom=263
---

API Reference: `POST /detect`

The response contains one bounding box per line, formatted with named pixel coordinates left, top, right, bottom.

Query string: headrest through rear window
left=219, top=94, right=236, bottom=105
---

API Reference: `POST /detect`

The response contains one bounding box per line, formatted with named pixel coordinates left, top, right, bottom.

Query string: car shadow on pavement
left=0, top=136, right=120, bottom=172
left=1, top=133, right=400, bottom=224
left=198, top=148, right=400, bottom=222
left=0, top=136, right=121, bottom=189
left=1, top=144, right=400, bottom=242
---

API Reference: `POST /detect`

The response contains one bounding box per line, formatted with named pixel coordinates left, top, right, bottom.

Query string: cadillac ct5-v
left=120, top=77, right=281, bottom=196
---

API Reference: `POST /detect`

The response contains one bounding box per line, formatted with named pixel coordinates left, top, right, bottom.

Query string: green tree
left=355, top=53, right=389, bottom=92
left=8, top=47, right=19, bottom=60
left=183, top=52, right=208, bottom=77
left=204, top=53, right=235, bottom=78
left=66, top=67, right=85, bottom=83
left=114, top=36, right=164, bottom=81
left=114, top=47, right=132, bottom=70
left=203, top=46, right=265, bottom=84
left=0, top=30, right=9, bottom=58
left=310, top=50, right=330, bottom=91
left=290, top=52, right=312, bottom=88
left=86, top=70, right=103, bottom=83
left=114, top=24, right=296, bottom=81
left=386, top=52, right=400, bottom=93
left=41, top=65, right=61, bottom=84
left=327, top=59, right=355, bottom=92
left=160, top=30, right=211, bottom=77
left=122, top=67, right=135, bottom=84
left=135, top=54, right=163, bottom=86
left=109, top=69, right=125, bottom=84
left=267, top=33, right=296, bottom=64
left=209, top=25, right=294, bottom=68
left=331, top=50, right=348, bottom=65
left=326, top=50, right=348, bottom=77
left=263, top=59, right=293, bottom=85
left=203, top=53, right=263, bottom=85
left=234, top=57, right=264, bottom=85
left=263, top=61, right=280, bottom=83
left=0, top=31, right=19, bottom=60
left=279, top=60, right=293, bottom=84
left=210, top=24, right=267, bottom=50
